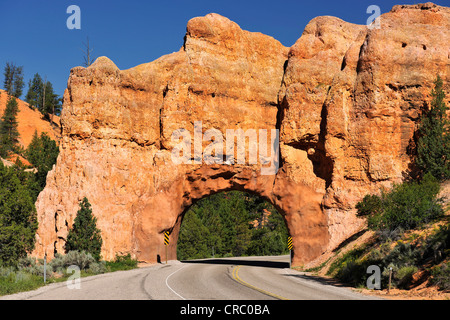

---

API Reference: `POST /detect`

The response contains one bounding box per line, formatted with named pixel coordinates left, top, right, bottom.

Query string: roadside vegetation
left=0, top=252, right=138, bottom=296
left=325, top=219, right=449, bottom=290
left=0, top=193, right=138, bottom=296
left=0, top=60, right=138, bottom=296
left=319, top=75, right=450, bottom=293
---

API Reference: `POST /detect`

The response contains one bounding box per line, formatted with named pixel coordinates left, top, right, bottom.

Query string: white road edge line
left=282, top=268, right=374, bottom=300
left=165, top=264, right=187, bottom=300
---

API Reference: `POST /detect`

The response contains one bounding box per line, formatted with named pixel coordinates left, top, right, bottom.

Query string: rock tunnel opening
left=174, top=190, right=291, bottom=262
left=132, top=165, right=330, bottom=267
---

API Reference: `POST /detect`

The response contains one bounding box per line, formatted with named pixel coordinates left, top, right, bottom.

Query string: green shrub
left=0, top=266, right=43, bottom=296
left=49, top=250, right=96, bottom=271
left=357, top=173, right=443, bottom=236
left=327, top=246, right=370, bottom=287
left=382, top=242, right=422, bottom=267
left=0, top=252, right=137, bottom=296
left=88, top=261, right=107, bottom=274
left=336, top=260, right=369, bottom=287
left=356, top=194, right=382, bottom=216
left=431, top=262, right=450, bottom=291
left=105, top=254, right=138, bottom=272
left=423, top=224, right=450, bottom=263
left=328, top=221, right=449, bottom=290
left=329, top=241, right=424, bottom=289
left=23, top=263, right=53, bottom=278
left=396, top=265, right=418, bottom=289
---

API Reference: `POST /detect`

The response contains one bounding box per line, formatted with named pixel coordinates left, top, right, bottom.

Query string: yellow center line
left=232, top=265, right=289, bottom=300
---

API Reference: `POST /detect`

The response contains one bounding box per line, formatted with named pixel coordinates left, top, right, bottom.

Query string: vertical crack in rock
left=313, top=100, right=333, bottom=189
left=159, top=84, right=170, bottom=150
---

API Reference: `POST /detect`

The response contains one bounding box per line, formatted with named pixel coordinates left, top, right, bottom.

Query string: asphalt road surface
left=1, top=255, right=379, bottom=300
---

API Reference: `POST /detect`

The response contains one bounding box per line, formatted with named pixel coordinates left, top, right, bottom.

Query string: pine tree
left=64, top=197, right=103, bottom=261
left=3, top=62, right=14, bottom=95
left=25, top=130, right=59, bottom=190
left=25, top=73, right=44, bottom=109
left=41, top=81, right=61, bottom=120
left=177, top=209, right=210, bottom=260
left=3, top=62, right=24, bottom=98
left=25, top=74, right=61, bottom=120
left=416, top=75, right=450, bottom=180
left=0, top=162, right=38, bottom=266
left=12, top=66, right=24, bottom=98
left=177, top=191, right=290, bottom=260
left=0, top=95, right=20, bottom=157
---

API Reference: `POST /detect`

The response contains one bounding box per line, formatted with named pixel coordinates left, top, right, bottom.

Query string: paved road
left=1, top=255, right=378, bottom=300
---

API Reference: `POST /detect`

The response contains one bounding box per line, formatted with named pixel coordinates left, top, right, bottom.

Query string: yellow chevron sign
left=164, top=231, right=170, bottom=246
left=287, top=236, right=293, bottom=250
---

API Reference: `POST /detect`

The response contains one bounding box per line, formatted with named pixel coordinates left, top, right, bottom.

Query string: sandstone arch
left=138, top=165, right=328, bottom=265
left=33, top=5, right=449, bottom=267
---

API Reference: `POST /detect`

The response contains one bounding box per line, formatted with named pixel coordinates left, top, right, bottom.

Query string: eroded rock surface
left=34, top=5, right=449, bottom=266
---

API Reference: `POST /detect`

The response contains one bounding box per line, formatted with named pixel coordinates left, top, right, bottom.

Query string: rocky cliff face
left=279, top=2, right=449, bottom=250
left=33, top=4, right=449, bottom=266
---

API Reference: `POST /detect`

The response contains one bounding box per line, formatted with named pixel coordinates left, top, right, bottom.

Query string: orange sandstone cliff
left=33, top=3, right=449, bottom=266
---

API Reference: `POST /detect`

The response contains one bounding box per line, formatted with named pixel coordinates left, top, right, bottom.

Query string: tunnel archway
left=134, top=164, right=330, bottom=267
left=176, top=190, right=290, bottom=261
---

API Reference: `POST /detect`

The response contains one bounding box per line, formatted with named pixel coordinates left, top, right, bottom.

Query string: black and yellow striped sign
left=164, top=231, right=170, bottom=246
left=287, top=236, right=293, bottom=250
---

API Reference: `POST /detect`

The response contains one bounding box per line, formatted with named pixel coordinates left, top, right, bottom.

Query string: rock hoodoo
left=33, top=4, right=449, bottom=266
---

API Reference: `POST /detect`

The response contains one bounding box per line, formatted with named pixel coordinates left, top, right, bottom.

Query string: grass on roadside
left=0, top=252, right=139, bottom=296
left=325, top=220, right=450, bottom=291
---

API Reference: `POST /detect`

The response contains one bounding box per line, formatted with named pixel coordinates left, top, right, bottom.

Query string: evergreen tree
left=177, top=209, right=210, bottom=260
left=0, top=96, right=20, bottom=157
left=12, top=66, right=24, bottom=99
left=3, top=62, right=24, bottom=98
left=25, top=130, right=59, bottom=190
left=177, top=191, right=289, bottom=260
left=65, top=197, right=103, bottom=261
left=230, top=194, right=252, bottom=256
left=3, top=62, right=14, bottom=95
left=416, top=75, right=450, bottom=180
left=41, top=81, right=61, bottom=120
left=0, top=162, right=38, bottom=266
left=25, top=74, right=61, bottom=119
left=25, top=73, right=44, bottom=109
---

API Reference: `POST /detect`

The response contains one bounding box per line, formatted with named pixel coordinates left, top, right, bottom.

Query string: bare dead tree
left=81, top=36, right=95, bottom=67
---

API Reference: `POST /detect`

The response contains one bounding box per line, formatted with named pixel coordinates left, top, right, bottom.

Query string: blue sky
left=1, top=0, right=448, bottom=99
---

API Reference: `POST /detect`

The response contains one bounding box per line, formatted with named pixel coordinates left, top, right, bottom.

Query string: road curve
left=1, top=255, right=379, bottom=300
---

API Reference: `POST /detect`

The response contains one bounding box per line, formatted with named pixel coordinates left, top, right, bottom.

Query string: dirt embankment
left=302, top=181, right=450, bottom=300
left=0, top=89, right=60, bottom=149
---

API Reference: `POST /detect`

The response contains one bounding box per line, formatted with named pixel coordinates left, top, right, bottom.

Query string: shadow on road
left=282, top=273, right=351, bottom=288
left=180, top=258, right=289, bottom=269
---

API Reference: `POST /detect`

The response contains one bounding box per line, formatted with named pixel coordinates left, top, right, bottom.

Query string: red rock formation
left=33, top=4, right=449, bottom=267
